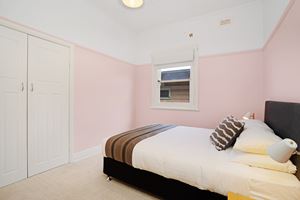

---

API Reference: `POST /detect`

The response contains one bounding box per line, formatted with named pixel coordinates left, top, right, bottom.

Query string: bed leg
left=106, top=176, right=112, bottom=181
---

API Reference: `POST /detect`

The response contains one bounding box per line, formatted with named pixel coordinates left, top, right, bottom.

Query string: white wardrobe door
left=0, top=25, right=27, bottom=187
left=28, top=36, right=69, bottom=176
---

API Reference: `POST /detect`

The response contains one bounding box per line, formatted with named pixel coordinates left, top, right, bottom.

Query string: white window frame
left=152, top=59, right=198, bottom=111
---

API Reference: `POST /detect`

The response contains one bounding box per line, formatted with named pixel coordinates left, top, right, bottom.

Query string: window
left=152, top=47, right=198, bottom=110
left=160, top=66, right=190, bottom=102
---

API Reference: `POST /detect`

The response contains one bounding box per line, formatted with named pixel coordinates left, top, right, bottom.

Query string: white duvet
left=103, top=126, right=300, bottom=200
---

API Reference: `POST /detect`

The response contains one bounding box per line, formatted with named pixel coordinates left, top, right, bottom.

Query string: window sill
left=151, top=105, right=199, bottom=111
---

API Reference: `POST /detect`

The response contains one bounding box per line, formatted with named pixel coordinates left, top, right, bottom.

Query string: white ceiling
left=90, top=0, right=257, bottom=32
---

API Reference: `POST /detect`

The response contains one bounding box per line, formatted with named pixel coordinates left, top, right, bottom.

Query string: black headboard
left=264, top=101, right=300, bottom=180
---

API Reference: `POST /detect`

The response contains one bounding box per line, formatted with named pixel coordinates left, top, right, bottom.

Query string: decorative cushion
left=210, top=116, right=245, bottom=151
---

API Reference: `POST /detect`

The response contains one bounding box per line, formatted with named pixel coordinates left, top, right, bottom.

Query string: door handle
left=21, top=82, right=24, bottom=92
left=30, top=83, right=34, bottom=92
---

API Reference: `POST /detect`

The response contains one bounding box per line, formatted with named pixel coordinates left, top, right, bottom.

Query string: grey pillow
left=210, top=116, right=245, bottom=151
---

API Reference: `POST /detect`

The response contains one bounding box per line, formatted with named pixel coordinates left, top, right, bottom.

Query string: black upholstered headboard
left=264, top=101, right=300, bottom=180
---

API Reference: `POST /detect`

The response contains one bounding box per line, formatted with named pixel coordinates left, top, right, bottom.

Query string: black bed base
left=103, top=157, right=226, bottom=200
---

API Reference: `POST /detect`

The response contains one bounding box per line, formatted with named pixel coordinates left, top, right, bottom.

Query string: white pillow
left=241, top=119, right=273, bottom=131
left=233, top=120, right=282, bottom=154
left=232, top=152, right=297, bottom=174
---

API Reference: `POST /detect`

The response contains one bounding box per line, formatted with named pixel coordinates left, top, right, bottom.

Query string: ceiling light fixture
left=122, top=0, right=143, bottom=9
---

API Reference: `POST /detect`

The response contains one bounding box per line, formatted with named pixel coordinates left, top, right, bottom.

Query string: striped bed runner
left=105, top=124, right=176, bottom=166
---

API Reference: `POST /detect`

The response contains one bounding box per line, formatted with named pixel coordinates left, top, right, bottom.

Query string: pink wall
left=73, top=0, right=300, bottom=152
left=0, top=17, right=137, bottom=153
left=135, top=51, right=264, bottom=129
left=74, top=46, right=136, bottom=152
left=134, top=0, right=300, bottom=130
left=264, top=0, right=300, bottom=103
left=3, top=0, right=299, bottom=153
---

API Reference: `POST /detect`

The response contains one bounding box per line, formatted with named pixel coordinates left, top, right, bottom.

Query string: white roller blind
left=152, top=46, right=196, bottom=66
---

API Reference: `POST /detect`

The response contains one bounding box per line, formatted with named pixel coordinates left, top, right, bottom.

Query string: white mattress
left=103, top=126, right=300, bottom=200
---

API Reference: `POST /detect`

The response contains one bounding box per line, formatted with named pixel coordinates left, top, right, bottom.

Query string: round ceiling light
left=122, top=0, right=143, bottom=8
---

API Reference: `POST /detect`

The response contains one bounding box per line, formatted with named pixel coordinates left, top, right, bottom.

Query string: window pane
left=159, top=66, right=190, bottom=103
left=161, top=66, right=190, bottom=81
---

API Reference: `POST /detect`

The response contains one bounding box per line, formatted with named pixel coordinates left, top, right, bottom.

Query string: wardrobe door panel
left=28, top=36, right=69, bottom=176
left=0, top=25, right=27, bottom=187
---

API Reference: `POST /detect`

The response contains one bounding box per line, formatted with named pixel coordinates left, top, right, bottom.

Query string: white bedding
left=103, top=126, right=300, bottom=200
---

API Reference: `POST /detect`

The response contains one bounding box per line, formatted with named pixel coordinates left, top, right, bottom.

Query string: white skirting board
left=71, top=145, right=102, bottom=163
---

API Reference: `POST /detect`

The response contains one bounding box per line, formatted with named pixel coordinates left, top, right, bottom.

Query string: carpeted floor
left=0, top=156, right=158, bottom=200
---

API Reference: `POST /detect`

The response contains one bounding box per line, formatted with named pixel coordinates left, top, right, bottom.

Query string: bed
left=102, top=101, right=300, bottom=199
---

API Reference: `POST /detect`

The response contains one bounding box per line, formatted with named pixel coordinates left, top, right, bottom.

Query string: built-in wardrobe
left=0, top=24, right=70, bottom=187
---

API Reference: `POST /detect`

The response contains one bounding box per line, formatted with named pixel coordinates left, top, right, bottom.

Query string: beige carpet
left=0, top=156, right=158, bottom=200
